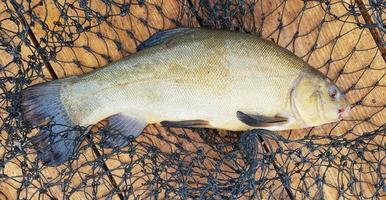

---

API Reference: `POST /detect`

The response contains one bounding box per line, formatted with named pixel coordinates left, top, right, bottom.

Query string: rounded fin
left=21, top=80, right=79, bottom=166
left=100, top=113, right=147, bottom=148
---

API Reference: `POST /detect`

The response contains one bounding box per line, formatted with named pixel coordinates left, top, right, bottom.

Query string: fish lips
left=338, top=105, right=352, bottom=120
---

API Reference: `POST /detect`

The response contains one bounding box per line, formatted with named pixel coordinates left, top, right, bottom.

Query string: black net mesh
left=0, top=0, right=385, bottom=199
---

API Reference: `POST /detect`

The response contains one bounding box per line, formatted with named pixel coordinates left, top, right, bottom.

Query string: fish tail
left=21, top=78, right=80, bottom=166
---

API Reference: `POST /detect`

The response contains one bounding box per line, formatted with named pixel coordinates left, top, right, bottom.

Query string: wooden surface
left=233, top=0, right=385, bottom=199
left=0, top=1, right=57, bottom=199
left=15, top=0, right=199, bottom=199
left=192, top=0, right=385, bottom=198
left=0, top=0, right=384, bottom=199
left=0, top=1, right=115, bottom=199
left=26, top=0, right=198, bottom=77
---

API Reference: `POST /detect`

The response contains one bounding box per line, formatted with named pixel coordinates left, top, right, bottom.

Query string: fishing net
left=0, top=0, right=385, bottom=199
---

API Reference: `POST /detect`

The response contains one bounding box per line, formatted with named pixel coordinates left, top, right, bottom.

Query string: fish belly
left=61, top=69, right=296, bottom=131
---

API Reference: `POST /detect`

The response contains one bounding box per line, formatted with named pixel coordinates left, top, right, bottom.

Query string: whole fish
left=21, top=28, right=350, bottom=165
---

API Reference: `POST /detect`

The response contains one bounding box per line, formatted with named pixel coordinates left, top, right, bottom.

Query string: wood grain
left=0, top=1, right=120, bottom=199
left=1, top=0, right=384, bottom=199
left=102, top=125, right=292, bottom=199
left=263, top=1, right=385, bottom=199
left=0, top=1, right=56, bottom=199
left=15, top=0, right=200, bottom=199
left=191, top=0, right=385, bottom=198
left=24, top=0, right=198, bottom=77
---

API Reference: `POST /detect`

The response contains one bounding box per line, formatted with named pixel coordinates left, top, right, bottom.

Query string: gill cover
left=290, top=73, right=338, bottom=127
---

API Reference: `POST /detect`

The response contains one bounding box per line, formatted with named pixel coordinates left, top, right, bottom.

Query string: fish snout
left=338, top=105, right=351, bottom=120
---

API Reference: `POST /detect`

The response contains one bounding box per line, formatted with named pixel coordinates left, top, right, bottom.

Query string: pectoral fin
left=236, top=111, right=288, bottom=127
left=101, top=113, right=147, bottom=148
left=160, top=120, right=209, bottom=128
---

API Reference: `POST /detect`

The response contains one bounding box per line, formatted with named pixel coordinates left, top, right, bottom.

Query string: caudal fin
left=21, top=80, right=80, bottom=166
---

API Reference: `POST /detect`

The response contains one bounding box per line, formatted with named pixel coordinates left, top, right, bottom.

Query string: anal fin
left=160, top=120, right=209, bottom=128
left=101, top=113, right=147, bottom=148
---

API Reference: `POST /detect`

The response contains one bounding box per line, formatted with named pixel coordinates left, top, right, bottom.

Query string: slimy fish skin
left=21, top=28, right=351, bottom=165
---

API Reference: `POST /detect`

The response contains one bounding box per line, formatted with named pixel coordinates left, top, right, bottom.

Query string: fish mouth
left=338, top=105, right=351, bottom=120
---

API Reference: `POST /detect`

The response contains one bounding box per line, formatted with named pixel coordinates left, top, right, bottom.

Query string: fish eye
left=328, top=85, right=338, bottom=99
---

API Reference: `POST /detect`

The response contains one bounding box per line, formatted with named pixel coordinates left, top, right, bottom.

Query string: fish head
left=291, top=73, right=351, bottom=127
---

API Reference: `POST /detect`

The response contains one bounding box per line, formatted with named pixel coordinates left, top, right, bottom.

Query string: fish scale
left=21, top=28, right=350, bottom=165
left=60, top=29, right=341, bottom=130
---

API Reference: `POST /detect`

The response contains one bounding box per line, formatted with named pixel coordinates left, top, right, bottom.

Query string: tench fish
left=21, top=28, right=351, bottom=165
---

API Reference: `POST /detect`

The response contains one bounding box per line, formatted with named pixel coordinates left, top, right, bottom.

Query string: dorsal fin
left=137, top=28, right=192, bottom=51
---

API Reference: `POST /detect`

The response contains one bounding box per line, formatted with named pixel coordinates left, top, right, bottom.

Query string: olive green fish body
left=62, top=29, right=314, bottom=131
left=21, top=28, right=350, bottom=165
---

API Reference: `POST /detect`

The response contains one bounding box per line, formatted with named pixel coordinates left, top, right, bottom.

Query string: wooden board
left=0, top=1, right=56, bottom=199
left=1, top=0, right=384, bottom=199
left=0, top=1, right=121, bottom=199
left=24, top=0, right=198, bottom=77
left=14, top=0, right=284, bottom=198
left=190, top=0, right=385, bottom=198
left=102, top=125, right=292, bottom=199
left=14, top=0, right=200, bottom=199
left=259, top=0, right=385, bottom=199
